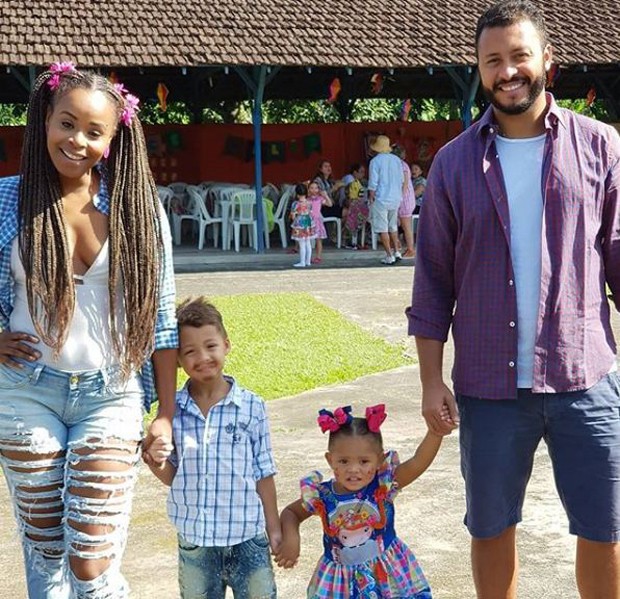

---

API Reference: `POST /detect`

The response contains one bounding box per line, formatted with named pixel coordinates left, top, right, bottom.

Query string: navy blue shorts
left=457, top=372, right=620, bottom=542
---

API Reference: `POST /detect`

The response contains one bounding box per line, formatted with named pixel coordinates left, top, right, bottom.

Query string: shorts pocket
left=178, top=534, right=200, bottom=551
left=0, top=363, right=32, bottom=390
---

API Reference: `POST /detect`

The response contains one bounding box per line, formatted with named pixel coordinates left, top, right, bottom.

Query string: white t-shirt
left=496, top=133, right=546, bottom=388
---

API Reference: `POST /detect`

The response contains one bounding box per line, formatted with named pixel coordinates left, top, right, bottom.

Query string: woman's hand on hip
left=0, top=331, right=40, bottom=368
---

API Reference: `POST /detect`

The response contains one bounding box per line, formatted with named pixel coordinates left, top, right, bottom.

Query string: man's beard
left=483, top=71, right=546, bottom=115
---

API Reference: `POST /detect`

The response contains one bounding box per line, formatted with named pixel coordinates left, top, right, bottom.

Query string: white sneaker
left=380, top=255, right=395, bottom=265
left=393, top=251, right=403, bottom=261
left=293, top=262, right=305, bottom=268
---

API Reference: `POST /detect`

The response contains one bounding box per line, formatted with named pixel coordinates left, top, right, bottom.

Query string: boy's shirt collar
left=177, top=375, right=243, bottom=413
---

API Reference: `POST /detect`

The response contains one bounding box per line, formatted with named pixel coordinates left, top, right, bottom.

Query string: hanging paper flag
left=157, top=83, right=169, bottom=112
left=370, top=72, right=384, bottom=95
left=586, top=85, right=596, bottom=107
left=400, top=99, right=412, bottom=121
left=327, top=77, right=341, bottom=104
left=546, top=63, right=560, bottom=88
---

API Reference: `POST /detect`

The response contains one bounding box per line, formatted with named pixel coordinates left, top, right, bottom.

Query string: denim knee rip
left=0, top=435, right=140, bottom=598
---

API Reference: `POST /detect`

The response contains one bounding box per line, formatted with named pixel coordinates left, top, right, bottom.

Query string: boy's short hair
left=176, top=297, right=228, bottom=338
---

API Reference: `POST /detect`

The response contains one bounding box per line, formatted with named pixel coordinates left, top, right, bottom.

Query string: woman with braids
left=0, top=62, right=178, bottom=598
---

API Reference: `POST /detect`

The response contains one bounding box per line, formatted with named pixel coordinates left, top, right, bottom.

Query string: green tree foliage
left=0, top=104, right=27, bottom=125
left=139, top=100, right=193, bottom=125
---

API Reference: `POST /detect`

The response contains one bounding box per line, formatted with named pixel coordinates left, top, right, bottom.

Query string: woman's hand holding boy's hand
left=142, top=435, right=173, bottom=469
left=274, top=533, right=300, bottom=569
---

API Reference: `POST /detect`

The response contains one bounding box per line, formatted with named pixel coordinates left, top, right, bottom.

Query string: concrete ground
left=0, top=254, right=618, bottom=598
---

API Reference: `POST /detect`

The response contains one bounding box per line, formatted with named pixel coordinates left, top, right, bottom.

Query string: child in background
left=290, top=183, right=316, bottom=268
left=276, top=404, right=442, bottom=598
left=307, top=180, right=332, bottom=264
left=146, top=298, right=280, bottom=599
left=343, top=163, right=369, bottom=249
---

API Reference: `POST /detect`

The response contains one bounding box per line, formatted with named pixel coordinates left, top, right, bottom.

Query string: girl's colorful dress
left=291, top=199, right=316, bottom=240
left=308, top=195, right=327, bottom=239
left=301, top=452, right=432, bottom=599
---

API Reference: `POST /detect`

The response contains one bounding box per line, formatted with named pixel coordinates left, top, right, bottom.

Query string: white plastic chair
left=323, top=215, right=342, bottom=249
left=156, top=186, right=175, bottom=219
left=172, top=186, right=222, bottom=249
left=272, top=185, right=295, bottom=248
left=229, top=190, right=269, bottom=252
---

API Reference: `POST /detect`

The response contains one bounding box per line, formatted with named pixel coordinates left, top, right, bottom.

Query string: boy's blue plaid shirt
left=0, top=175, right=178, bottom=410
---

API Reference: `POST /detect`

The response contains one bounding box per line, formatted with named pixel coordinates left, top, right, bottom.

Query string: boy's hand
left=142, top=435, right=173, bottom=469
left=274, top=536, right=300, bottom=569
left=267, top=528, right=282, bottom=556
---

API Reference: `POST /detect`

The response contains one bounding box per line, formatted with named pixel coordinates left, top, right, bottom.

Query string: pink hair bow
left=365, top=404, right=387, bottom=432
left=317, top=406, right=352, bottom=433
left=114, top=83, right=140, bottom=126
left=47, top=61, right=77, bottom=91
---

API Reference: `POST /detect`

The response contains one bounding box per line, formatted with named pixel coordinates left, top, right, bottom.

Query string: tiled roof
left=0, top=0, right=618, bottom=69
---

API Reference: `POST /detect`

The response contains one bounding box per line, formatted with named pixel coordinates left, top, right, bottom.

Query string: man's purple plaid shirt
left=407, top=94, right=620, bottom=399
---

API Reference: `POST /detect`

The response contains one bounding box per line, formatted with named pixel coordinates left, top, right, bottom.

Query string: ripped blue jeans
left=0, top=361, right=143, bottom=599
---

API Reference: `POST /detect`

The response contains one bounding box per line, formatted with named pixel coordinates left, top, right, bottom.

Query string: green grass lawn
left=175, top=292, right=412, bottom=401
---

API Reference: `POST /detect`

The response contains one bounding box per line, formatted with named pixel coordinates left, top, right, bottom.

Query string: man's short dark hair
left=475, top=0, right=548, bottom=50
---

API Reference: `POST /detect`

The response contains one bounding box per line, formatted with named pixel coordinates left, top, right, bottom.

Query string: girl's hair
left=349, top=162, right=363, bottom=173
left=328, top=417, right=384, bottom=452
left=176, top=296, right=228, bottom=338
left=19, top=66, right=162, bottom=375
left=295, top=183, right=308, bottom=196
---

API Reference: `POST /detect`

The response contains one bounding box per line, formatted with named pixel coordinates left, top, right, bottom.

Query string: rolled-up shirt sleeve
left=154, top=202, right=179, bottom=350
left=406, top=150, right=457, bottom=341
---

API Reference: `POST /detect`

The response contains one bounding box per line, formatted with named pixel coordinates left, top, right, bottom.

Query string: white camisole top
left=10, top=236, right=124, bottom=371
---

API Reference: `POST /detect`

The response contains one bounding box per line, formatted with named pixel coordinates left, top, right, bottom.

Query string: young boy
left=146, top=297, right=280, bottom=599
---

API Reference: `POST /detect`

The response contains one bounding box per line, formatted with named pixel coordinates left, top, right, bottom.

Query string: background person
left=367, top=135, right=404, bottom=265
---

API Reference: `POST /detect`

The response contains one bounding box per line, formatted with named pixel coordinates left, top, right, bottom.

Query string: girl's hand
left=274, top=535, right=300, bottom=569
left=0, top=331, right=40, bottom=368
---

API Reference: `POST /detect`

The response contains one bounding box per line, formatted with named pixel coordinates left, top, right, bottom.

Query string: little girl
left=276, top=404, right=441, bottom=598
left=307, top=180, right=332, bottom=264
left=290, top=183, right=316, bottom=268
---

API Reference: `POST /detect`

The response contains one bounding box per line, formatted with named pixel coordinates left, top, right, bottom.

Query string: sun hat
left=370, top=135, right=392, bottom=153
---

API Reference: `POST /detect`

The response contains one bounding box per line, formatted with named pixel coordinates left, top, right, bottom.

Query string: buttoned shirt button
left=509, top=279, right=514, bottom=286
left=508, top=361, right=515, bottom=368
left=509, top=321, right=515, bottom=327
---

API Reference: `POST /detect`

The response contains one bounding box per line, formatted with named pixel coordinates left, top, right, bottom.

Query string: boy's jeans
left=0, top=361, right=143, bottom=598
left=178, top=532, right=277, bottom=599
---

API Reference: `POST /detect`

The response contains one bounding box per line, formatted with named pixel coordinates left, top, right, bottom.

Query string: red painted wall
left=0, top=121, right=462, bottom=183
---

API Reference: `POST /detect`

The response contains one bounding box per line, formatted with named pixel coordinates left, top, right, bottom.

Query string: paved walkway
left=0, top=262, right=617, bottom=598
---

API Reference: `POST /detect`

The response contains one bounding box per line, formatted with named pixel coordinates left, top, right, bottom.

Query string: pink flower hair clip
left=113, top=83, right=140, bottom=126
left=365, top=403, right=387, bottom=432
left=47, top=61, right=77, bottom=91
left=317, top=406, right=353, bottom=433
